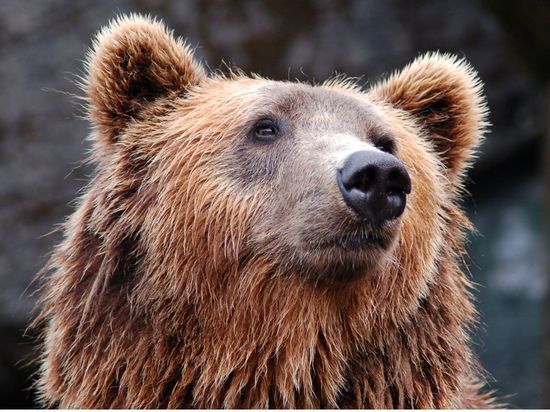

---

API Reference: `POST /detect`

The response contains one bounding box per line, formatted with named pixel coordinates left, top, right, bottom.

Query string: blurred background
left=0, top=0, right=548, bottom=408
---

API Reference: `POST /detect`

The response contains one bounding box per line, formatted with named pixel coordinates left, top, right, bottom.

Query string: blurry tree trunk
left=480, top=0, right=550, bottom=406
left=543, top=84, right=550, bottom=408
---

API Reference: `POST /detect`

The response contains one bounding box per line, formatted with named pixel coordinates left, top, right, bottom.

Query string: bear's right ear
left=84, top=14, right=206, bottom=145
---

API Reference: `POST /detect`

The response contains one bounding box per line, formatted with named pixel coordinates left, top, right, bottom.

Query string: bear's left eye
left=373, top=135, right=395, bottom=155
left=250, top=119, right=280, bottom=142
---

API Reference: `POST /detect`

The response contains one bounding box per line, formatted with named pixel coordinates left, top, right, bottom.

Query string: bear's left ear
left=368, top=53, right=488, bottom=189
left=85, top=14, right=207, bottom=146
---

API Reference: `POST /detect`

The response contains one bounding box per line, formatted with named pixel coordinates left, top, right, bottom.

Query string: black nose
left=337, top=150, right=411, bottom=225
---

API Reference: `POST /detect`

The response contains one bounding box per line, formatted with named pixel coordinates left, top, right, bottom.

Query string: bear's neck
left=41, top=256, right=485, bottom=408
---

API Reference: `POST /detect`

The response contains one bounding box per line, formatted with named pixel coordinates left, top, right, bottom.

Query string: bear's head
left=37, top=15, right=489, bottom=408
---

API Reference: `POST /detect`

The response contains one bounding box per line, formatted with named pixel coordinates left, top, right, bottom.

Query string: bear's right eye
left=250, top=119, right=280, bottom=143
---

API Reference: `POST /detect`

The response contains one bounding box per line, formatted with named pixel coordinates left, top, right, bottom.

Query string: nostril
left=345, top=165, right=377, bottom=192
left=387, top=167, right=411, bottom=195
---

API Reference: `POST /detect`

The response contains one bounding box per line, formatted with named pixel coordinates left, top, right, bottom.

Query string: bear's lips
left=310, top=231, right=386, bottom=251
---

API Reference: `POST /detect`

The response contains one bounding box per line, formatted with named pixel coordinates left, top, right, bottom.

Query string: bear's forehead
left=252, top=82, right=390, bottom=133
left=261, top=82, right=368, bottom=113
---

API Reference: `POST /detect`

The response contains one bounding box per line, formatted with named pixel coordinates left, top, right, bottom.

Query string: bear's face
left=209, top=82, right=439, bottom=283
left=85, top=16, right=486, bottom=300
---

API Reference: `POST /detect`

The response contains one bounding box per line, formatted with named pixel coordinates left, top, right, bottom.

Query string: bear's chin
left=299, top=248, right=389, bottom=285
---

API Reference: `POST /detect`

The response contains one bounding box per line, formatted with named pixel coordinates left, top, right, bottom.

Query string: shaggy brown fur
left=34, top=15, right=495, bottom=408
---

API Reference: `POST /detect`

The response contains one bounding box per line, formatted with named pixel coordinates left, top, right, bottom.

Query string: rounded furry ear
left=368, top=53, right=489, bottom=189
left=84, top=14, right=206, bottom=145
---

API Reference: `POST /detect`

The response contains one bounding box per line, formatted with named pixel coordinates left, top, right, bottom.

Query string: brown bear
left=34, top=14, right=495, bottom=408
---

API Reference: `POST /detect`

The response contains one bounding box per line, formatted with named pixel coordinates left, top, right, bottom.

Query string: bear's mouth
left=292, top=226, right=398, bottom=283
left=307, top=231, right=387, bottom=251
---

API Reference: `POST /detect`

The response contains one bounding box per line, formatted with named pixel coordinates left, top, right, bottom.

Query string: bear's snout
left=337, top=150, right=411, bottom=226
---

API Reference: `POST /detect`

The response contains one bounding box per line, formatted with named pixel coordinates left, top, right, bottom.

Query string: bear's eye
left=250, top=119, right=280, bottom=142
left=373, top=135, right=395, bottom=155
